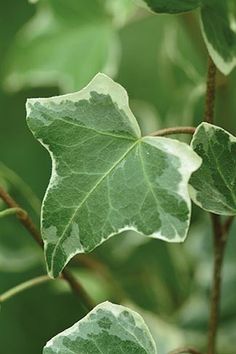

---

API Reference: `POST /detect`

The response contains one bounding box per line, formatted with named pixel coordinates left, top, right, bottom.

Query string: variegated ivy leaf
left=43, top=301, right=157, bottom=354
left=189, top=122, right=236, bottom=215
left=136, top=0, right=236, bottom=75
left=200, top=0, right=236, bottom=76
left=26, top=73, right=201, bottom=278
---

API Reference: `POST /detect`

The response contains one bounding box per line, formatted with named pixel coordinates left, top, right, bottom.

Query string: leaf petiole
left=0, top=207, right=27, bottom=219
left=0, top=275, right=52, bottom=303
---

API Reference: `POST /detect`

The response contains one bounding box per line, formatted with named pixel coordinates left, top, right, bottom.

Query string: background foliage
left=0, top=0, right=235, bottom=353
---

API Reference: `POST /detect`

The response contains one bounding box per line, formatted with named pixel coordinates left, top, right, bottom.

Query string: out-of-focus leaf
left=118, top=14, right=205, bottom=127
left=106, top=0, right=137, bottom=27
left=229, top=0, right=236, bottom=30
left=43, top=301, right=157, bottom=354
left=190, top=123, right=236, bottom=215
left=5, top=0, right=119, bottom=92
left=0, top=0, right=34, bottom=80
left=45, top=0, right=107, bottom=25
left=0, top=246, right=40, bottom=272
left=130, top=100, right=160, bottom=135
left=27, top=73, right=201, bottom=278
left=71, top=269, right=110, bottom=304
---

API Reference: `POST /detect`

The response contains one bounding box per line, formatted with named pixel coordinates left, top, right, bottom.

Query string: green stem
left=0, top=186, right=95, bottom=311
left=0, top=162, right=41, bottom=215
left=0, top=207, right=27, bottom=219
left=0, top=275, right=52, bottom=303
left=149, top=126, right=196, bottom=137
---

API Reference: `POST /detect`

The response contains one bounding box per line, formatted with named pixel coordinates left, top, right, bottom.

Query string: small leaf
left=43, top=301, right=157, bottom=354
left=136, top=0, right=200, bottom=14
left=26, top=73, right=201, bottom=278
left=200, top=0, right=236, bottom=75
left=189, top=122, right=236, bottom=215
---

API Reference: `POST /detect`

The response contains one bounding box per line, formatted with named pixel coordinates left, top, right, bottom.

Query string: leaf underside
left=190, top=122, right=236, bottom=215
left=43, top=301, right=157, bottom=354
left=26, top=73, right=201, bottom=278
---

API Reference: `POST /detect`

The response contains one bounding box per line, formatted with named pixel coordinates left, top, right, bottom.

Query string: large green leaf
left=5, top=0, right=119, bottom=92
left=26, top=73, right=201, bottom=278
left=137, top=0, right=200, bottom=14
left=200, top=0, right=236, bottom=75
left=189, top=122, right=236, bottom=215
left=43, top=301, right=157, bottom=354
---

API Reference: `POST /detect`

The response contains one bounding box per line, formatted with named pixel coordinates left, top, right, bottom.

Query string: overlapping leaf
left=26, top=73, right=201, bottom=278
left=43, top=301, right=157, bottom=354
left=190, top=122, right=236, bottom=215
left=136, top=0, right=236, bottom=75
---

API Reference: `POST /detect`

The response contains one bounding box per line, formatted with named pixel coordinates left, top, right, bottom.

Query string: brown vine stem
left=207, top=214, right=229, bottom=354
left=149, top=126, right=196, bottom=137
left=169, top=347, right=202, bottom=354
left=0, top=186, right=94, bottom=311
left=204, top=56, right=217, bottom=124
left=204, top=56, right=233, bottom=354
left=223, top=215, right=234, bottom=234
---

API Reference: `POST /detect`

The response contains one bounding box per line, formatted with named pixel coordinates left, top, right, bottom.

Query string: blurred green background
left=0, top=1, right=235, bottom=353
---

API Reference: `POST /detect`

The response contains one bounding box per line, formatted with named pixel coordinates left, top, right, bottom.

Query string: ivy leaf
left=136, top=0, right=200, bottom=14
left=43, top=301, right=157, bottom=354
left=5, top=0, right=119, bottom=92
left=26, top=73, right=201, bottom=278
left=189, top=122, right=236, bottom=215
left=200, top=0, right=236, bottom=75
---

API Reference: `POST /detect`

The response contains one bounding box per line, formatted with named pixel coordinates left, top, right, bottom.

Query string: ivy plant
left=0, top=1, right=236, bottom=354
